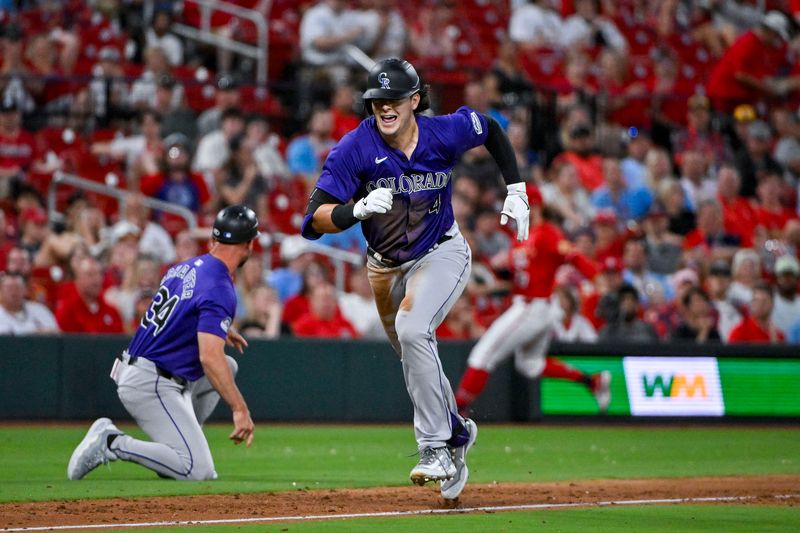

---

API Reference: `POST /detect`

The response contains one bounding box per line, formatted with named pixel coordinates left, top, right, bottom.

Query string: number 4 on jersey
left=141, top=286, right=180, bottom=336
left=429, top=194, right=441, bottom=214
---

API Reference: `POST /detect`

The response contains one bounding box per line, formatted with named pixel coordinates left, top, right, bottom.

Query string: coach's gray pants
left=110, top=355, right=238, bottom=480
left=367, top=233, right=471, bottom=450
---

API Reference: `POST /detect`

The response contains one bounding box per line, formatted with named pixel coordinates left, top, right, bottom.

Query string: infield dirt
left=2, top=475, right=799, bottom=529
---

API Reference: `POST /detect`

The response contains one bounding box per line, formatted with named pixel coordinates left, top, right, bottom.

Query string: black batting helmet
left=362, top=58, right=429, bottom=115
left=212, top=205, right=259, bottom=244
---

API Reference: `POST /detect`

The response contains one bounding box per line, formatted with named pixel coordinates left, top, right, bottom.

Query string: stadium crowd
left=2, top=0, right=800, bottom=345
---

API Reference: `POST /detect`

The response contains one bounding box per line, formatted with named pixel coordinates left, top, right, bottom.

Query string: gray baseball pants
left=367, top=231, right=471, bottom=450
left=109, top=353, right=238, bottom=480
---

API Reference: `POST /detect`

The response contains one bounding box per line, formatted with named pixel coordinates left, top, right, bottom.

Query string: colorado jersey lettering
left=127, top=254, right=236, bottom=381
left=306, top=106, right=488, bottom=263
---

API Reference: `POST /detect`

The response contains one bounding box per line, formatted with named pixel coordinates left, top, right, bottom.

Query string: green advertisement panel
left=718, top=359, right=800, bottom=416
left=542, top=356, right=800, bottom=417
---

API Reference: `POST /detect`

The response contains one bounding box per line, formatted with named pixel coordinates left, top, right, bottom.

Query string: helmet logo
left=378, top=72, right=390, bottom=89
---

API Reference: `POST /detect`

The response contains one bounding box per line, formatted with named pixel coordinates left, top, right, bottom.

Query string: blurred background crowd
left=2, top=0, right=800, bottom=345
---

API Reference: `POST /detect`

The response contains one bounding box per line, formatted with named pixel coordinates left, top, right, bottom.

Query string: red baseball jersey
left=509, top=221, right=597, bottom=299
left=0, top=129, right=35, bottom=171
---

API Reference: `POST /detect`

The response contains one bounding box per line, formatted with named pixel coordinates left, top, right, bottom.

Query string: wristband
left=331, top=203, right=360, bottom=230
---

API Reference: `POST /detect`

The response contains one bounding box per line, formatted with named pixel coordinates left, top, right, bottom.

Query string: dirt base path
left=3, top=475, right=799, bottom=530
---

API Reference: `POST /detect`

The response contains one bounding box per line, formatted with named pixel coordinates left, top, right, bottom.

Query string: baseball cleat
left=67, top=418, right=121, bottom=480
left=591, top=371, right=612, bottom=413
left=409, top=447, right=456, bottom=486
left=441, top=418, right=478, bottom=500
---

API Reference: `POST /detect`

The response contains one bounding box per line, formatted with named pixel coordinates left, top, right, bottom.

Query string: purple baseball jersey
left=127, top=254, right=236, bottom=381
left=304, top=106, right=488, bottom=263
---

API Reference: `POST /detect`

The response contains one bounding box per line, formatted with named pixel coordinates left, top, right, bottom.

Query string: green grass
left=130, top=505, right=800, bottom=532
left=1, top=424, right=798, bottom=503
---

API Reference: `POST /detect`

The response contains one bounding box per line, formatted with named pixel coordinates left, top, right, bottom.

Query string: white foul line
left=3, top=493, right=798, bottom=532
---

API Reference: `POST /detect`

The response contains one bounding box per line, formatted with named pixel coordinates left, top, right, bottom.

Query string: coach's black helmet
left=212, top=205, right=259, bottom=244
left=362, top=58, right=429, bottom=114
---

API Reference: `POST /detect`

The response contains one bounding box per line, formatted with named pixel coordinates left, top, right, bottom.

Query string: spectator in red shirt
left=591, top=209, right=626, bottom=264
left=16, top=206, right=49, bottom=257
left=282, top=261, right=330, bottom=330
left=292, top=282, right=358, bottom=338
left=583, top=255, right=624, bottom=329
left=729, top=281, right=785, bottom=343
left=706, top=10, right=791, bottom=113
left=671, top=94, right=731, bottom=170
left=556, top=121, right=604, bottom=192
left=683, top=200, right=744, bottom=269
left=436, top=294, right=485, bottom=340
left=754, top=172, right=797, bottom=240
left=650, top=54, right=690, bottom=138
left=717, top=164, right=757, bottom=247
left=0, top=99, right=35, bottom=189
left=55, top=256, right=124, bottom=334
left=23, top=31, right=80, bottom=112
left=596, top=49, right=649, bottom=129
left=329, top=84, right=360, bottom=140
left=0, top=210, right=14, bottom=270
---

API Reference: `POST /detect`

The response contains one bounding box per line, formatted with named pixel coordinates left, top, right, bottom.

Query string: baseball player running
left=454, top=187, right=612, bottom=414
left=302, top=58, right=529, bottom=500
left=67, top=205, right=258, bottom=481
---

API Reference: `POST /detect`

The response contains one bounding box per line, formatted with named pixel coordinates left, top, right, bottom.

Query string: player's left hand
left=500, top=182, right=530, bottom=242
left=226, top=326, right=248, bottom=354
left=230, top=408, right=254, bottom=447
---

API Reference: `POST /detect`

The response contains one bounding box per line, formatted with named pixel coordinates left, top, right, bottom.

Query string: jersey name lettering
left=162, top=264, right=193, bottom=283
left=181, top=268, right=196, bottom=299
left=365, top=170, right=451, bottom=194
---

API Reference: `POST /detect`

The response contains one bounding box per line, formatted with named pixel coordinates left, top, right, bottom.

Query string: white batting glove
left=500, top=182, right=530, bottom=242
left=353, top=187, right=393, bottom=220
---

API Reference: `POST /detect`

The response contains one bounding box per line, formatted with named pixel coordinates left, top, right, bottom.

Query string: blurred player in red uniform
left=454, top=186, right=612, bottom=414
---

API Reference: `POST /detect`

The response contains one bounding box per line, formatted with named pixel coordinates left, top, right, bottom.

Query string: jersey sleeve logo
left=379, top=72, right=390, bottom=89
left=141, top=286, right=180, bottom=336
left=470, top=111, right=483, bottom=135
left=220, top=317, right=232, bottom=333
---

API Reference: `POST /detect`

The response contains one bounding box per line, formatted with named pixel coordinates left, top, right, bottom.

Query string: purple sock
left=446, top=412, right=470, bottom=448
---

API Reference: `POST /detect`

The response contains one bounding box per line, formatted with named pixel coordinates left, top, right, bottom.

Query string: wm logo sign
left=624, top=357, right=724, bottom=416
left=643, top=374, right=708, bottom=398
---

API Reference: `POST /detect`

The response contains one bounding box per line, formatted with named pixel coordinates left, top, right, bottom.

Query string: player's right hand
left=353, top=188, right=393, bottom=220
left=230, top=408, right=254, bottom=447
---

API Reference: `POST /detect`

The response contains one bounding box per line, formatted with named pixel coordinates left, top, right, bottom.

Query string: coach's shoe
left=67, top=418, right=121, bottom=480
left=591, top=371, right=612, bottom=413
left=441, top=418, right=478, bottom=500
left=410, top=447, right=456, bottom=486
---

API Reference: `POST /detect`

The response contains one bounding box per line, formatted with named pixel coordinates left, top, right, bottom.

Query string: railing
left=47, top=171, right=198, bottom=230
left=47, top=172, right=360, bottom=291
left=261, top=232, right=364, bottom=292
left=146, top=0, right=270, bottom=86
left=342, top=44, right=376, bottom=72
